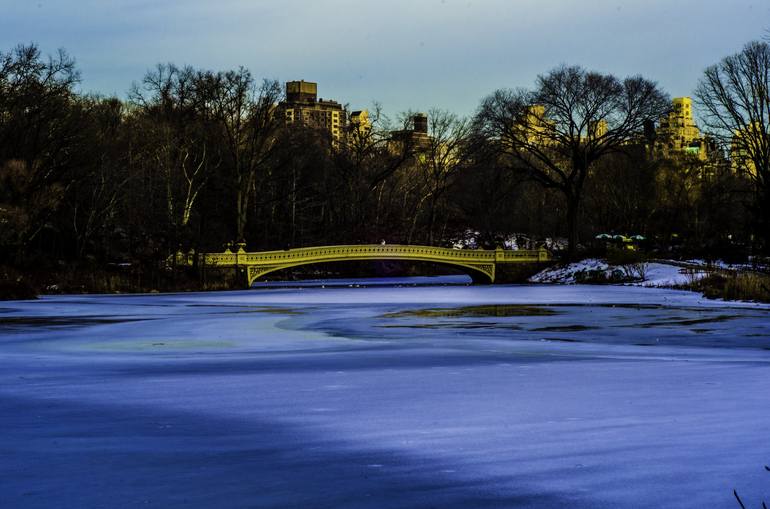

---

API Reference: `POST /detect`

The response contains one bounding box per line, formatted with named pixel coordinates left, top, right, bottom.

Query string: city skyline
left=2, top=0, right=768, bottom=116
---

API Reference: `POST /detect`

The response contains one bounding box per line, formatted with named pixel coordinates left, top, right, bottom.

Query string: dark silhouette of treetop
left=475, top=65, right=669, bottom=258
left=695, top=40, right=770, bottom=240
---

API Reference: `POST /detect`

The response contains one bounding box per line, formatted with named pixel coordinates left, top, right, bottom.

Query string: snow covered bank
left=530, top=258, right=710, bottom=287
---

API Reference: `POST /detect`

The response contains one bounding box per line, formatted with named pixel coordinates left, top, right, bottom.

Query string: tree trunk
left=236, top=175, right=247, bottom=242
left=565, top=191, right=580, bottom=261
left=759, top=187, right=770, bottom=249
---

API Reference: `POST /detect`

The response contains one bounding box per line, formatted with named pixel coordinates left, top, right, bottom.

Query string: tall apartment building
left=588, top=119, right=608, bottom=139
left=521, top=105, right=551, bottom=145
left=278, top=80, right=346, bottom=143
left=349, top=110, right=372, bottom=139
left=731, top=122, right=760, bottom=177
left=656, top=97, right=709, bottom=160
left=516, top=105, right=606, bottom=144
left=389, top=112, right=431, bottom=153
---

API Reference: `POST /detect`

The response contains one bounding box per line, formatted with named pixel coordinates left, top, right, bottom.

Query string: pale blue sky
left=1, top=0, right=768, bottom=116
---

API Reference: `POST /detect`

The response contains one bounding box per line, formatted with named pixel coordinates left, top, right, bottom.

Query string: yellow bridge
left=194, top=244, right=551, bottom=286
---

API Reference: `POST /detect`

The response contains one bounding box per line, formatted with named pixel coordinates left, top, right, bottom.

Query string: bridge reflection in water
left=196, top=244, right=551, bottom=286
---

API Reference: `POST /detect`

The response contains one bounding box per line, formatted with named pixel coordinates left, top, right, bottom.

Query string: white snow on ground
left=675, top=258, right=770, bottom=273
left=1, top=283, right=769, bottom=508
left=529, top=258, right=609, bottom=283
left=530, top=259, right=709, bottom=287
left=634, top=262, right=708, bottom=287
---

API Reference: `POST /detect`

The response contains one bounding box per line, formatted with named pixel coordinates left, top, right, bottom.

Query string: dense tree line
left=0, top=41, right=767, bottom=289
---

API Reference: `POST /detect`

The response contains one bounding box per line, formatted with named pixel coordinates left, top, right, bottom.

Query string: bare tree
left=326, top=105, right=417, bottom=242
left=129, top=64, right=219, bottom=237
left=204, top=70, right=282, bottom=242
left=409, top=109, right=471, bottom=244
left=70, top=97, right=133, bottom=259
left=695, top=41, right=770, bottom=243
left=475, top=65, right=669, bottom=259
left=0, top=44, right=84, bottom=258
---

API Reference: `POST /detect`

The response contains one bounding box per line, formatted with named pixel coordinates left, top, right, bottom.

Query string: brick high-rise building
left=389, top=112, right=431, bottom=152
left=656, top=97, right=709, bottom=160
left=731, top=122, right=761, bottom=177
left=278, top=80, right=346, bottom=143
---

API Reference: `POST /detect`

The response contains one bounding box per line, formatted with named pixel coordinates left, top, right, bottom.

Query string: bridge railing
left=500, top=248, right=551, bottom=262
left=243, top=245, right=500, bottom=264
left=200, top=253, right=239, bottom=265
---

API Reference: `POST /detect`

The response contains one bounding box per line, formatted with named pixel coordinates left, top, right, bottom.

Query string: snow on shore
left=529, top=258, right=609, bottom=284
left=530, top=258, right=710, bottom=287
left=635, top=261, right=708, bottom=287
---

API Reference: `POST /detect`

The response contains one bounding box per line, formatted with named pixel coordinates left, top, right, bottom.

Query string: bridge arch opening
left=248, top=259, right=488, bottom=286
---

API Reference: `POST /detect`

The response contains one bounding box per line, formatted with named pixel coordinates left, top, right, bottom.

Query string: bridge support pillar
left=469, top=270, right=494, bottom=284
left=467, top=263, right=495, bottom=284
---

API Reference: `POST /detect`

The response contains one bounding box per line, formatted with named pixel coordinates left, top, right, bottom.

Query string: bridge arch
left=246, top=257, right=494, bottom=285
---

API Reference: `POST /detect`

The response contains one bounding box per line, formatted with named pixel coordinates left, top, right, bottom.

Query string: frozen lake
left=2, top=280, right=770, bottom=508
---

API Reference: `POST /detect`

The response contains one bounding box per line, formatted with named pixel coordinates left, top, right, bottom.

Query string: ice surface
left=1, top=282, right=769, bottom=508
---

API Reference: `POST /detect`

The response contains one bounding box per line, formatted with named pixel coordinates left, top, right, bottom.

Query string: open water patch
left=0, top=316, right=145, bottom=332
left=532, top=325, right=599, bottom=332
left=379, top=322, right=524, bottom=330
left=382, top=304, right=560, bottom=319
